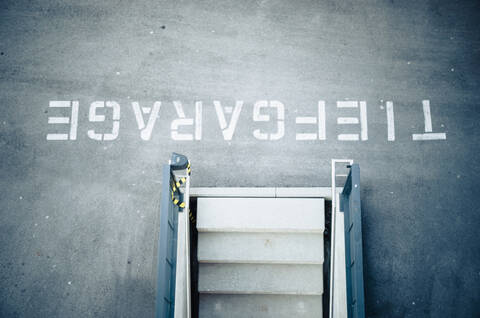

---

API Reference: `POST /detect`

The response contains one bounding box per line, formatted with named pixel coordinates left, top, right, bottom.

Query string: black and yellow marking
left=171, top=189, right=186, bottom=208
left=170, top=161, right=191, bottom=209
left=175, top=177, right=187, bottom=188
left=188, top=209, right=196, bottom=223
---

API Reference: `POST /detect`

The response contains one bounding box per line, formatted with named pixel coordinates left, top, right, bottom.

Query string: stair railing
left=156, top=153, right=191, bottom=318
left=341, top=164, right=365, bottom=318
left=330, top=159, right=353, bottom=318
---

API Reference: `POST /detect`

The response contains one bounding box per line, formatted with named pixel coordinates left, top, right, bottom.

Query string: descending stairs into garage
left=196, top=197, right=325, bottom=317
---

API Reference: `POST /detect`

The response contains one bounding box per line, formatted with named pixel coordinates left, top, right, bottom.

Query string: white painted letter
left=336, top=101, right=368, bottom=141
left=171, top=101, right=202, bottom=141
left=132, top=102, right=161, bottom=141
left=386, top=101, right=395, bottom=141
left=253, top=100, right=285, bottom=140
left=87, top=101, right=120, bottom=141
left=46, top=101, right=79, bottom=141
left=295, top=101, right=326, bottom=141
left=412, top=100, right=446, bottom=141
left=214, top=101, right=243, bottom=140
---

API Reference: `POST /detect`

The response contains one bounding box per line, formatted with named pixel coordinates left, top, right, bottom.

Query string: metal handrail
left=172, top=160, right=191, bottom=318
left=341, top=164, right=365, bottom=318
left=184, top=172, right=191, bottom=318
left=156, top=153, right=191, bottom=318
left=329, top=159, right=353, bottom=318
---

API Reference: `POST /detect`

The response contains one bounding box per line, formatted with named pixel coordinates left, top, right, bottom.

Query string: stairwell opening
left=186, top=189, right=333, bottom=318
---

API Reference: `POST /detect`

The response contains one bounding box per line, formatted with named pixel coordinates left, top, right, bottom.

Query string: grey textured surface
left=1, top=0, right=480, bottom=317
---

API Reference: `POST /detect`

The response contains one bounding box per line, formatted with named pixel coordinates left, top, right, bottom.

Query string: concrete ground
left=1, top=0, right=479, bottom=317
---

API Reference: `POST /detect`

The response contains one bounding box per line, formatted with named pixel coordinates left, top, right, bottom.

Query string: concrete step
left=197, top=198, right=324, bottom=232
left=198, top=232, right=324, bottom=264
left=198, top=263, right=323, bottom=295
left=199, top=294, right=323, bottom=318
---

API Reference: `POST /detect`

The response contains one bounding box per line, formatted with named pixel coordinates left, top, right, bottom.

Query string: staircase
left=196, top=197, right=325, bottom=317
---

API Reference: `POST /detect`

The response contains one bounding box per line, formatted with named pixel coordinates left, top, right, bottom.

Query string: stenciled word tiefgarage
left=45, top=100, right=446, bottom=142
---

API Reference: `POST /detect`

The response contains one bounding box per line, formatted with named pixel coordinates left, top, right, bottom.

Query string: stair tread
left=199, top=263, right=323, bottom=295
left=198, top=232, right=324, bottom=264
left=197, top=198, right=324, bottom=232
left=199, top=294, right=323, bottom=318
